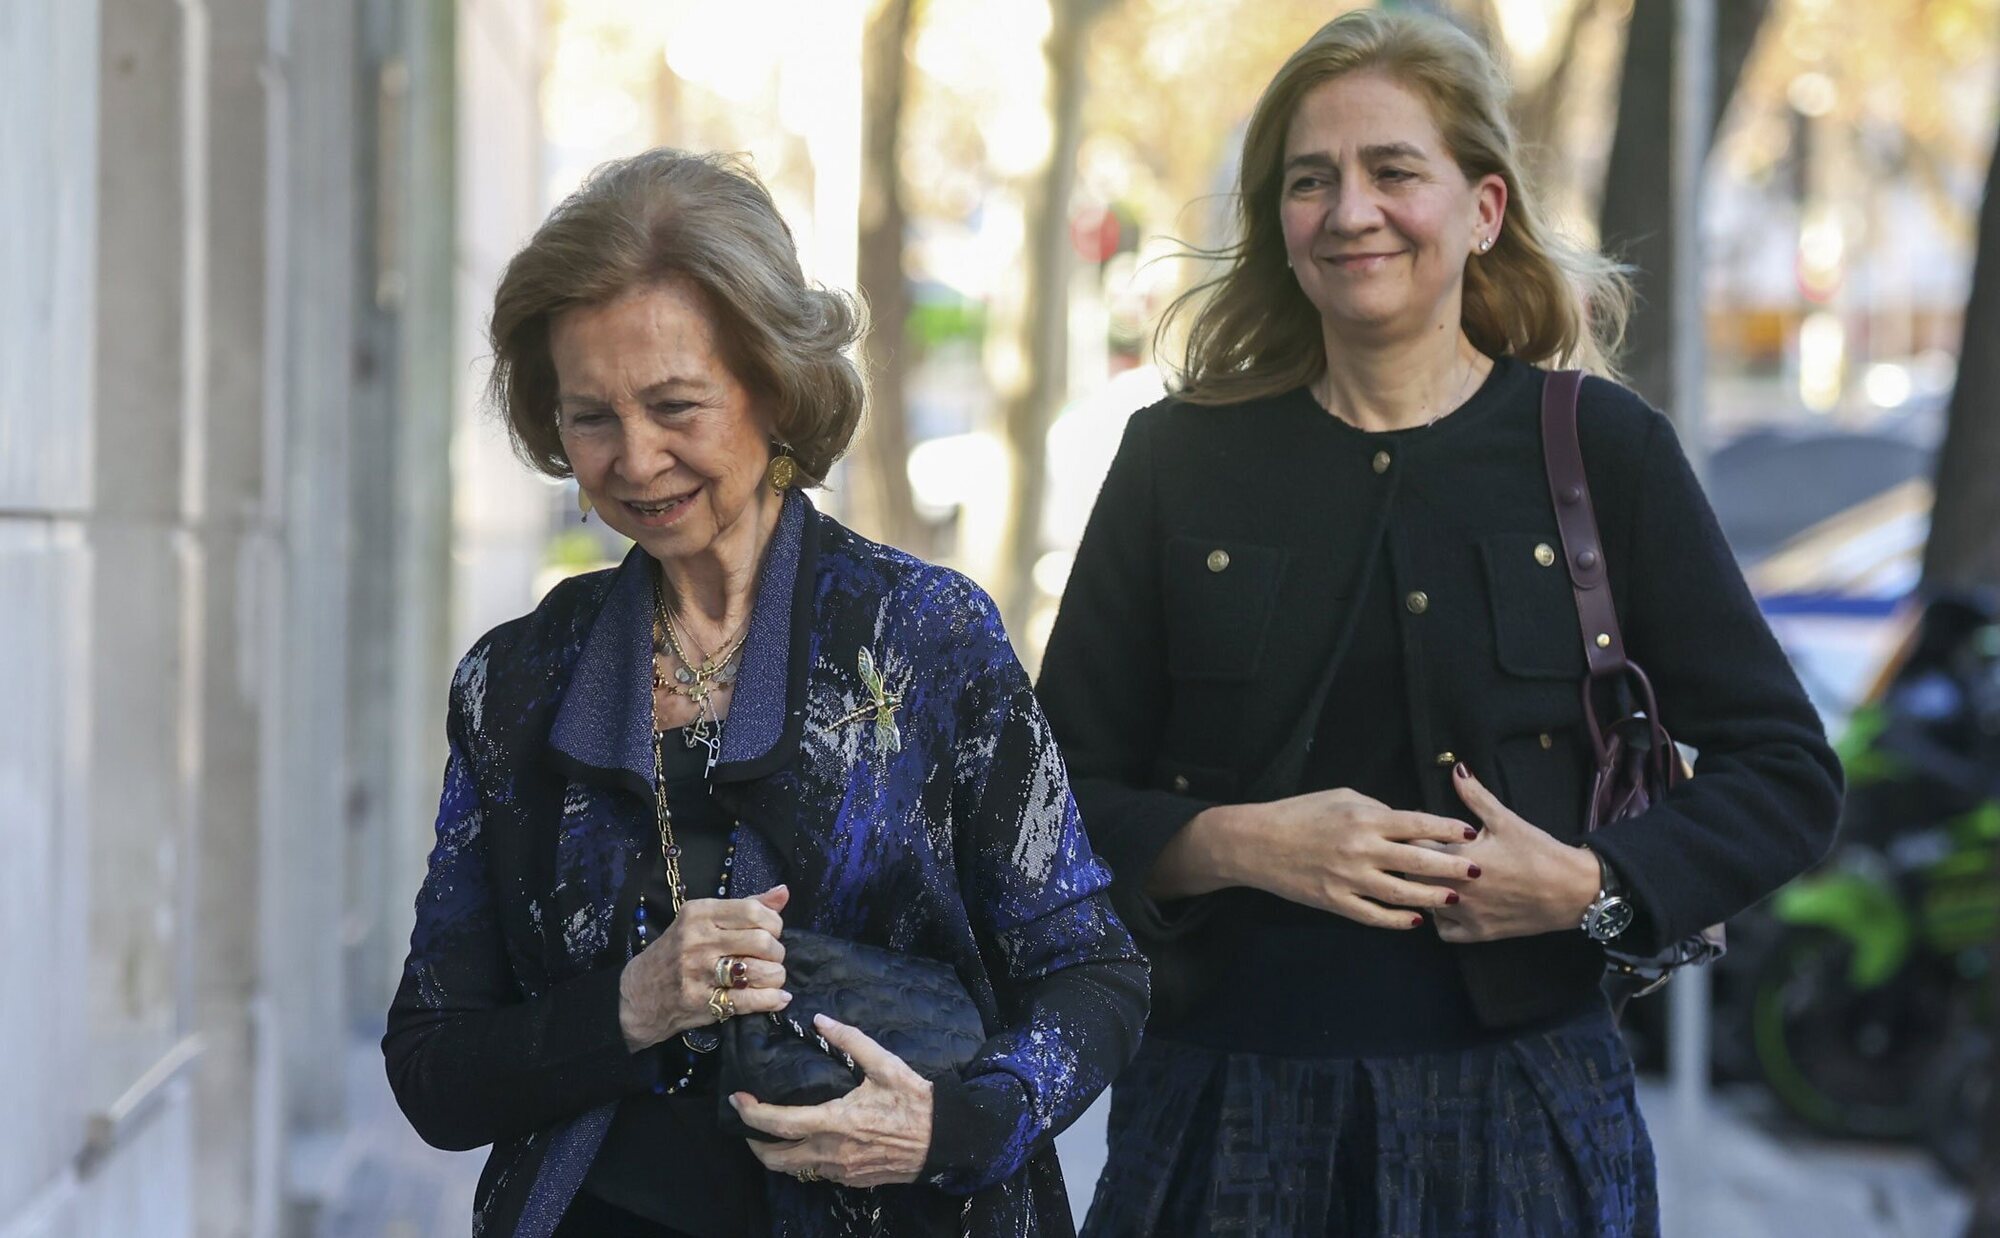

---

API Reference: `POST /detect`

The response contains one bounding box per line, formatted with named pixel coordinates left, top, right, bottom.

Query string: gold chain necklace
left=651, top=728, right=688, bottom=915
left=648, top=684, right=730, bottom=1058
left=656, top=613, right=747, bottom=693
left=652, top=588, right=748, bottom=700
left=1314, top=353, right=1481, bottom=431
left=652, top=574, right=744, bottom=773
left=640, top=568, right=744, bottom=1056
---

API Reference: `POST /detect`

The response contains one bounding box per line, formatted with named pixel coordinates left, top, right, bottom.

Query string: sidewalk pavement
left=323, top=1033, right=1969, bottom=1237
left=1641, top=1081, right=1969, bottom=1238
left=315, top=1037, right=481, bottom=1238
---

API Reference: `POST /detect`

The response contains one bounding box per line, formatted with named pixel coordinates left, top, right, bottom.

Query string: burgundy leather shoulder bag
left=1541, top=370, right=1726, bottom=1005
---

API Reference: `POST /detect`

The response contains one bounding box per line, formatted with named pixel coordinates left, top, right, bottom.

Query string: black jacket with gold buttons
left=1036, top=356, right=1843, bottom=1029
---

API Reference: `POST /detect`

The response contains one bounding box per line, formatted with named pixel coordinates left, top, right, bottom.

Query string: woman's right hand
left=617, top=884, right=793, bottom=1051
left=1154, top=790, right=1480, bottom=928
left=1242, top=790, right=1481, bottom=926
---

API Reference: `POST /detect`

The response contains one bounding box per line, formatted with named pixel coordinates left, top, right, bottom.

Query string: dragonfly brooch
left=823, top=646, right=904, bottom=755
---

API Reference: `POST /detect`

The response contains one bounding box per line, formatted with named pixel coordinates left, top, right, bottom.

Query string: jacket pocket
left=1152, top=754, right=1240, bottom=801
left=1478, top=533, right=1587, bottom=680
left=1492, top=728, right=1589, bottom=843
left=1161, top=536, right=1287, bottom=680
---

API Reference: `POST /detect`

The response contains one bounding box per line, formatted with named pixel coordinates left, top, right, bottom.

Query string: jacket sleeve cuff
left=543, top=964, right=664, bottom=1094
left=1100, top=786, right=1222, bottom=944
left=919, top=1071, right=1033, bottom=1194
left=1117, top=885, right=1215, bottom=944
left=1587, top=830, right=1673, bottom=956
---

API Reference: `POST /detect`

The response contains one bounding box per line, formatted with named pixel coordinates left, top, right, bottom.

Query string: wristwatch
left=1578, top=845, right=1634, bottom=943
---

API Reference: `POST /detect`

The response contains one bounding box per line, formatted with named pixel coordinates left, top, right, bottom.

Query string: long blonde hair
left=1160, top=8, right=1629, bottom=404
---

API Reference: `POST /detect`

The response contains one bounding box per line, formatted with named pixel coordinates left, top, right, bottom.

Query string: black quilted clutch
left=716, top=928, right=986, bottom=1141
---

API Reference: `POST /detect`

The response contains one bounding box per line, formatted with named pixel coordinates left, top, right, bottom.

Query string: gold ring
left=728, top=958, right=751, bottom=989
left=708, top=986, right=735, bottom=1021
left=795, top=1167, right=821, bottom=1183
left=714, top=955, right=736, bottom=988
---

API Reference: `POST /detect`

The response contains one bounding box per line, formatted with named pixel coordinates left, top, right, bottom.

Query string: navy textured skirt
left=1079, top=1007, right=1658, bottom=1238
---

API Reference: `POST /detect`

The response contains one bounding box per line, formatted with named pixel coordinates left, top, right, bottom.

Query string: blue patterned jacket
left=384, top=493, right=1147, bottom=1237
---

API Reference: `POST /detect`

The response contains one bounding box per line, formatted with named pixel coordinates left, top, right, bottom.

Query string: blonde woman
left=1038, top=11, right=1839, bottom=1236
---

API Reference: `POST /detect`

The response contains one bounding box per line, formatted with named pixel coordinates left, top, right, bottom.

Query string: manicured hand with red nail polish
left=1422, top=764, right=1605, bottom=943
left=1179, top=786, right=1485, bottom=932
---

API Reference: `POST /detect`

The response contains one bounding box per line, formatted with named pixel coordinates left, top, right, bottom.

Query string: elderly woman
left=385, top=149, right=1146, bottom=1238
left=1038, top=10, right=1840, bottom=1237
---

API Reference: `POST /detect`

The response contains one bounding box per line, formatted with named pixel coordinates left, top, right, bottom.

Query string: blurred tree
left=1726, top=0, right=2000, bottom=215
left=857, top=0, right=925, bottom=552
left=1508, top=0, right=1616, bottom=184
left=1599, top=0, right=1772, bottom=420
left=1936, top=125, right=2000, bottom=1238
left=1920, top=94, right=2000, bottom=597
left=1082, top=1, right=1353, bottom=347
left=996, top=0, right=1118, bottom=632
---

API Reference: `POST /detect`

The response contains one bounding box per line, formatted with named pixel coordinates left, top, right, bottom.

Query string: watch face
left=1589, top=897, right=1635, bottom=942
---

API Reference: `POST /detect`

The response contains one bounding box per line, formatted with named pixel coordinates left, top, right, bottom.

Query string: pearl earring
left=1478, top=236, right=1494, bottom=253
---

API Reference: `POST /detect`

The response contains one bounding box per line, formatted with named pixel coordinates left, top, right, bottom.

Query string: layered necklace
left=652, top=573, right=748, bottom=778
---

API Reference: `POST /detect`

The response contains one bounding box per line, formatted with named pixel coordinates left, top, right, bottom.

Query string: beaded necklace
left=634, top=571, right=743, bottom=1094
left=653, top=575, right=745, bottom=775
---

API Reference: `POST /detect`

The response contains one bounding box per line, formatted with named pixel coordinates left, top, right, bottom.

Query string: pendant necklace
left=653, top=575, right=747, bottom=779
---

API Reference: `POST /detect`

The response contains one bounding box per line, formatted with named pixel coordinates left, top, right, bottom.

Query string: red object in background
left=1069, top=204, right=1123, bottom=264
left=1796, top=258, right=1843, bottom=303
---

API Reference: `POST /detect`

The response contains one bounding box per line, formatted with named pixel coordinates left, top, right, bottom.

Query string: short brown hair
left=1163, top=9, right=1630, bottom=405
left=489, top=148, right=866, bottom=482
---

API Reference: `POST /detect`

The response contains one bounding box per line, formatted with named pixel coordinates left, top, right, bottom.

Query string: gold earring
left=767, top=446, right=798, bottom=493
left=577, top=488, right=593, bottom=523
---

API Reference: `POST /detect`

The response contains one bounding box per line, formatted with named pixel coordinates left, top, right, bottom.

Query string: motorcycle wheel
left=1918, top=1025, right=1989, bottom=1184
left=1750, top=926, right=1954, bottom=1139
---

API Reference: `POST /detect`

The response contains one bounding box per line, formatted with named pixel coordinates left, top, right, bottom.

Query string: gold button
left=1435, top=751, right=1457, bottom=767
left=1595, top=632, right=1612, bottom=649
left=1171, top=774, right=1190, bottom=793
left=1206, top=549, right=1230, bottom=573
left=1534, top=543, right=1556, bottom=567
left=1405, top=590, right=1429, bottom=615
left=1539, top=732, right=1554, bottom=750
left=1372, top=451, right=1391, bottom=475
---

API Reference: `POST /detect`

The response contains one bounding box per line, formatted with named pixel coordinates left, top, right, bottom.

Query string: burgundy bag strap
left=1539, top=371, right=1628, bottom=680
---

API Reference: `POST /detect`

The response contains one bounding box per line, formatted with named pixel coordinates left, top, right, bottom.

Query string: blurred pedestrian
left=1037, top=10, right=1842, bottom=1236
left=384, top=148, right=1146, bottom=1238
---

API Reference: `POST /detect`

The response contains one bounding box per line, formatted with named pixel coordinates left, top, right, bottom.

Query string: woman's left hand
left=730, top=1014, right=934, bottom=1187
left=1427, top=765, right=1602, bottom=943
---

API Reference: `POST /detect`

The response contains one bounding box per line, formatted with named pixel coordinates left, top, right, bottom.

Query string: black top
left=1163, top=375, right=1515, bottom=1056
left=579, top=727, right=762, bottom=1236
left=1036, top=357, right=1843, bottom=1032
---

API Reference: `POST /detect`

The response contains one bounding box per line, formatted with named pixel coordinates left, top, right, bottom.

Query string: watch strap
left=1578, top=846, right=1631, bottom=941
left=1585, top=844, right=1622, bottom=897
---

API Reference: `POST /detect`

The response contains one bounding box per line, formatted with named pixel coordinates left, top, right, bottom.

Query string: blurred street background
left=5, top=0, right=2000, bottom=1235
